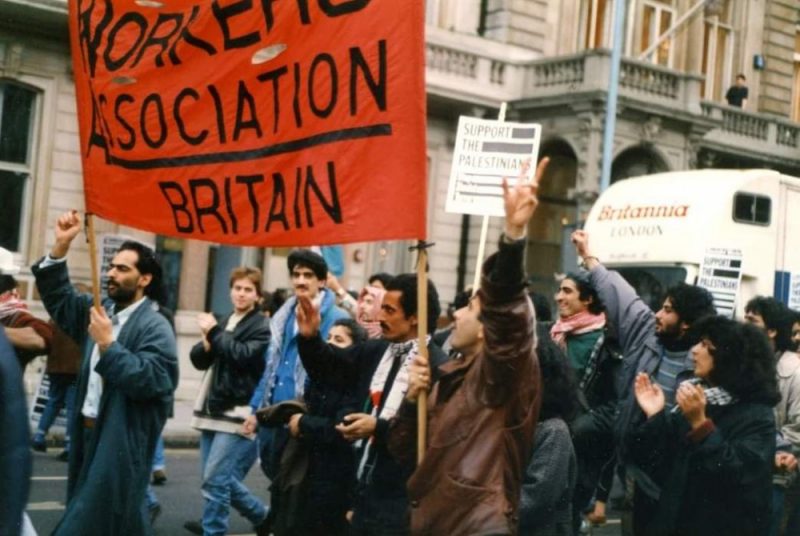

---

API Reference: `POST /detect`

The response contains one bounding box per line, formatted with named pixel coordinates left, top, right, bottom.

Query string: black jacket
left=190, top=309, right=270, bottom=414
left=297, top=335, right=448, bottom=499
left=626, top=401, right=776, bottom=536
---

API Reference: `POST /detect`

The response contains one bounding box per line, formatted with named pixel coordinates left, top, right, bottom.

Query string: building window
left=640, top=0, right=675, bottom=67
left=581, top=0, right=610, bottom=49
left=701, top=1, right=733, bottom=101
left=733, top=193, right=771, bottom=226
left=0, top=81, right=37, bottom=252
left=155, top=236, right=183, bottom=313
left=792, top=28, right=800, bottom=123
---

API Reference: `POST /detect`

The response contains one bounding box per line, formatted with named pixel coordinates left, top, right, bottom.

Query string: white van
left=583, top=169, right=800, bottom=317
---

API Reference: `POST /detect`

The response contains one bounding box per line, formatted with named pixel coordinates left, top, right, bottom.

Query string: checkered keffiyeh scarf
left=671, top=377, right=736, bottom=413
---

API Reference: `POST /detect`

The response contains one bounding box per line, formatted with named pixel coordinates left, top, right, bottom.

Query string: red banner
left=68, top=0, right=427, bottom=246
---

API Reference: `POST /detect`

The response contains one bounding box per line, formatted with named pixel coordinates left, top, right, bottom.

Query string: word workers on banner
left=445, top=116, right=541, bottom=217
left=69, top=0, right=427, bottom=246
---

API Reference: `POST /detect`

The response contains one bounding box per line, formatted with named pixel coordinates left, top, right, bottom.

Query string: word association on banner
left=76, top=0, right=391, bottom=237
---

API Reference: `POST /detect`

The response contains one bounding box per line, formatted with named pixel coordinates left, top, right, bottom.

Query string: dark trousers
left=349, top=491, right=409, bottom=536
left=571, top=402, right=617, bottom=533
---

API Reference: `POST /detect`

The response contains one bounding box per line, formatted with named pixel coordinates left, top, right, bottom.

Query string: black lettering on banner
left=140, top=93, right=168, bottom=148
left=292, top=63, right=303, bottom=127
left=131, top=12, right=185, bottom=68
left=156, top=161, right=343, bottom=235
left=349, top=39, right=386, bottom=115
left=168, top=6, right=218, bottom=62
left=212, top=0, right=261, bottom=50
left=173, top=88, right=209, bottom=146
left=223, top=176, right=239, bottom=234
left=266, top=172, right=289, bottom=231
left=256, top=66, right=288, bottom=133
left=233, top=80, right=263, bottom=141
left=207, top=84, right=227, bottom=143
left=114, top=94, right=137, bottom=150
left=104, top=11, right=148, bottom=72
left=86, top=86, right=111, bottom=161
left=97, top=94, right=116, bottom=148
left=319, top=0, right=371, bottom=17
left=293, top=167, right=302, bottom=228
left=304, top=161, right=341, bottom=226
left=237, top=174, right=264, bottom=232
left=308, top=53, right=338, bottom=118
left=78, top=0, right=114, bottom=78
left=259, top=0, right=311, bottom=30
left=190, top=178, right=228, bottom=233
left=159, top=181, right=194, bottom=232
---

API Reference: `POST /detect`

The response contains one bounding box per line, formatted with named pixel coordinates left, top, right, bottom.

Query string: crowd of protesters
left=2, top=161, right=800, bottom=536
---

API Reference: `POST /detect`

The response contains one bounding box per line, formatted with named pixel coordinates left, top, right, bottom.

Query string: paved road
left=28, top=449, right=270, bottom=536
left=28, top=448, right=623, bottom=535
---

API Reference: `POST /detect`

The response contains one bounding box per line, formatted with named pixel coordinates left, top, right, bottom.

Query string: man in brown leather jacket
left=388, top=158, right=547, bottom=535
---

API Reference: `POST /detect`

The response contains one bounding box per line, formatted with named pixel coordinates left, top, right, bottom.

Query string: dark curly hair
left=384, top=274, right=441, bottom=335
left=745, top=296, right=794, bottom=353
left=118, top=241, right=166, bottom=305
left=563, top=271, right=604, bottom=316
left=692, top=316, right=780, bottom=406
left=665, top=283, right=716, bottom=327
left=332, top=317, right=367, bottom=346
left=535, top=323, right=580, bottom=423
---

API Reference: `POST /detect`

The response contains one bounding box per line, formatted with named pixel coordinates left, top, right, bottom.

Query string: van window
left=733, top=193, right=771, bottom=225
left=614, top=267, right=688, bottom=312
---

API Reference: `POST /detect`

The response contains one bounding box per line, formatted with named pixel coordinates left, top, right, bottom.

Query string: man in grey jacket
left=571, top=230, right=715, bottom=533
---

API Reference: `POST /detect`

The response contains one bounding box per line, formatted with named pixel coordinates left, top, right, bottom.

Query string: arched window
left=0, top=81, right=37, bottom=252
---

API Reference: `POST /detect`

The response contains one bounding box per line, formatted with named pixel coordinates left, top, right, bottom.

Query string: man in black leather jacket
left=187, top=267, right=271, bottom=536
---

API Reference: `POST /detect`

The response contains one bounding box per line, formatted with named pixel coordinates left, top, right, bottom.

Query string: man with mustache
left=243, top=251, right=348, bottom=479
left=571, top=231, right=716, bottom=534
left=294, top=271, right=448, bottom=535
left=32, top=210, right=178, bottom=535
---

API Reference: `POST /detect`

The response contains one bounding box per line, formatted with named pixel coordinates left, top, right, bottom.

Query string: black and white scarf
left=670, top=377, right=736, bottom=413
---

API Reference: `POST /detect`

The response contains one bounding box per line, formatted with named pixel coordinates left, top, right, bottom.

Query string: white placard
left=697, top=247, right=743, bottom=318
left=445, top=116, right=541, bottom=217
left=28, top=373, right=68, bottom=432
left=788, top=272, right=800, bottom=311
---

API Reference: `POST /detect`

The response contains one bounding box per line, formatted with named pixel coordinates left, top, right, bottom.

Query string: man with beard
left=571, top=230, right=716, bottom=534
left=294, top=272, right=448, bottom=535
left=32, top=210, right=178, bottom=536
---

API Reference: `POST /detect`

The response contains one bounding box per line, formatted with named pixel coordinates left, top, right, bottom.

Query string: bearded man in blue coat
left=32, top=210, right=178, bottom=536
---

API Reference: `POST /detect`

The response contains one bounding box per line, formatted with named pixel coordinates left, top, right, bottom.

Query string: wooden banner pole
left=415, top=242, right=429, bottom=464
left=85, top=213, right=102, bottom=309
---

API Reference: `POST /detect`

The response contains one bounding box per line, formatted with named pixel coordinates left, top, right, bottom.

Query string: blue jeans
left=145, top=485, right=159, bottom=510
left=152, top=434, right=165, bottom=471
left=770, top=485, right=785, bottom=536
left=35, top=374, right=76, bottom=447
left=200, top=430, right=267, bottom=536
